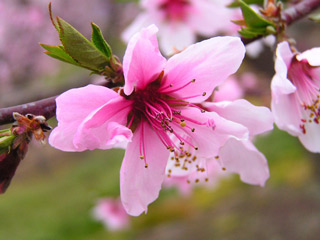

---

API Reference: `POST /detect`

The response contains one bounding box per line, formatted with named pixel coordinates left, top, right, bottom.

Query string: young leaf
left=40, top=44, right=80, bottom=66
left=228, top=0, right=264, bottom=8
left=91, top=23, right=112, bottom=58
left=239, top=0, right=274, bottom=28
left=57, top=17, right=109, bottom=72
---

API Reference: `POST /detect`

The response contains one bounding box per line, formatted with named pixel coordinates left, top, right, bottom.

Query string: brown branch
left=1, top=0, right=320, bottom=125
left=0, top=96, right=57, bottom=125
left=241, top=0, right=320, bottom=45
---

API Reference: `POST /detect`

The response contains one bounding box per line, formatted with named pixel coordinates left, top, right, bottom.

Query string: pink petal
left=159, top=23, right=195, bottom=56
left=272, top=42, right=296, bottom=96
left=297, top=47, right=320, bottom=66
left=49, top=85, right=119, bottom=151
left=276, top=41, right=294, bottom=69
left=299, top=121, right=320, bottom=153
left=173, top=107, right=248, bottom=157
left=205, top=99, right=274, bottom=136
left=74, top=96, right=133, bottom=150
left=120, top=122, right=170, bottom=216
left=163, top=36, right=245, bottom=103
left=123, top=25, right=167, bottom=95
left=271, top=93, right=301, bottom=136
left=218, top=138, right=270, bottom=187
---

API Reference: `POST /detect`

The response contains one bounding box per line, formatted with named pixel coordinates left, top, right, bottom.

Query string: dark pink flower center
left=158, top=0, right=191, bottom=22
left=288, top=57, right=320, bottom=133
left=126, top=71, right=210, bottom=167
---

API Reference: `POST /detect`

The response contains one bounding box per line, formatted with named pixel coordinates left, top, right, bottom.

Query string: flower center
left=158, top=0, right=191, bottom=22
left=126, top=71, right=210, bottom=167
left=288, top=57, right=320, bottom=133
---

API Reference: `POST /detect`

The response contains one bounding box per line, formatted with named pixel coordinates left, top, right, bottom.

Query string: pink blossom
left=271, top=41, right=320, bottom=152
left=212, top=76, right=244, bottom=102
left=122, top=0, right=236, bottom=55
left=93, top=198, right=130, bottom=231
left=50, top=25, right=247, bottom=216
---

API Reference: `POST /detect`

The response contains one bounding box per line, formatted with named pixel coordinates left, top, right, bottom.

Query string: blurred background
left=0, top=0, right=320, bottom=239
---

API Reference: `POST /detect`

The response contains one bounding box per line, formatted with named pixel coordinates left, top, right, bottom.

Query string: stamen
left=160, top=79, right=196, bottom=94
left=127, top=114, right=135, bottom=129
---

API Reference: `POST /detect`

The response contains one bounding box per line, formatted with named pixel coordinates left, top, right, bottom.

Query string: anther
left=201, top=109, right=205, bottom=113
left=191, top=128, right=195, bottom=132
left=205, top=178, right=209, bottom=182
left=215, top=156, right=219, bottom=159
left=202, top=92, right=206, bottom=96
left=192, top=79, right=196, bottom=83
left=187, top=180, right=191, bottom=184
left=195, top=179, right=199, bottom=183
left=140, top=155, right=145, bottom=160
left=169, top=84, right=173, bottom=87
left=180, top=142, right=185, bottom=145
left=145, top=164, right=149, bottom=168
left=222, top=167, right=226, bottom=171
left=194, top=146, right=198, bottom=150
left=180, top=121, right=186, bottom=127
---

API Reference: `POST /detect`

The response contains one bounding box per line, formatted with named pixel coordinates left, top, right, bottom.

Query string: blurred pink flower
left=122, top=0, right=236, bottom=55
left=212, top=76, right=244, bottom=102
left=49, top=25, right=250, bottom=216
left=93, top=198, right=130, bottom=231
left=271, top=41, right=320, bottom=152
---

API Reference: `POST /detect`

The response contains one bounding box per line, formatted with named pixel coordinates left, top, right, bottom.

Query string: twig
left=1, top=0, right=320, bottom=125
left=0, top=96, right=57, bottom=125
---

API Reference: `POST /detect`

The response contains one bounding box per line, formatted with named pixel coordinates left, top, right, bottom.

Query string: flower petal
left=120, top=122, right=170, bottom=216
left=74, top=96, right=133, bottom=150
left=297, top=47, right=320, bottom=66
left=173, top=107, right=248, bottom=157
left=218, top=138, right=270, bottom=187
left=163, top=36, right=245, bottom=103
left=49, top=85, right=119, bottom=151
left=271, top=93, right=301, bottom=136
left=271, top=42, right=296, bottom=96
left=299, top=121, right=320, bottom=153
left=204, top=99, right=274, bottom=136
left=123, top=25, right=167, bottom=95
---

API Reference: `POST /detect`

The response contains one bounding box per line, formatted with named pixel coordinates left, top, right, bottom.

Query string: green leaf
left=57, top=17, right=109, bottom=72
left=228, top=0, right=264, bottom=8
left=91, top=23, right=112, bottom=58
left=239, top=27, right=266, bottom=38
left=239, top=0, right=274, bottom=28
left=40, top=44, right=80, bottom=66
left=0, top=135, right=15, bottom=149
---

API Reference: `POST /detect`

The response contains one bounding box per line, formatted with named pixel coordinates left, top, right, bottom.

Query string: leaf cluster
left=233, top=0, right=276, bottom=38
left=40, top=4, right=113, bottom=75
